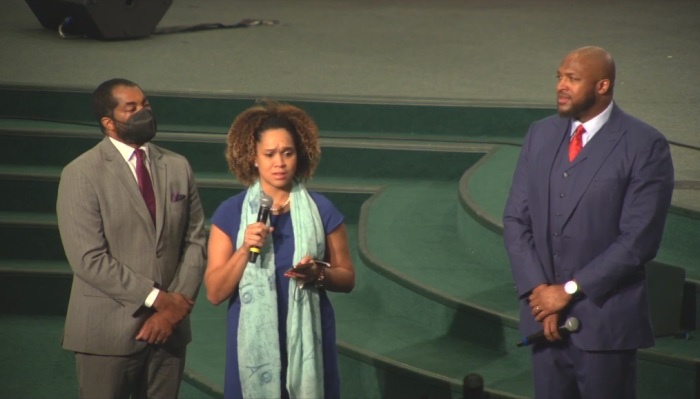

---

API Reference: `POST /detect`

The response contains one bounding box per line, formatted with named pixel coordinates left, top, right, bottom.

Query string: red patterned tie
left=569, top=125, right=586, bottom=162
left=134, top=149, right=156, bottom=224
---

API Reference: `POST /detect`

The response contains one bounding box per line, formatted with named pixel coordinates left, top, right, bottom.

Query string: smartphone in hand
left=284, top=260, right=329, bottom=276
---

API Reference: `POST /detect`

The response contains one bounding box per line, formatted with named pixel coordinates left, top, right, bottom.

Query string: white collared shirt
left=108, top=137, right=153, bottom=183
left=571, top=101, right=614, bottom=147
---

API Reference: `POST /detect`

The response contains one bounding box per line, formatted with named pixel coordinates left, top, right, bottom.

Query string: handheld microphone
left=248, top=195, right=273, bottom=263
left=516, top=317, right=579, bottom=347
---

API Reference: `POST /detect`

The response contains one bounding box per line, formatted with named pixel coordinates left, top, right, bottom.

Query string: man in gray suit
left=57, top=78, right=207, bottom=399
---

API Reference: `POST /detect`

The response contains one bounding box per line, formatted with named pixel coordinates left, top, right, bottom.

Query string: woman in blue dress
left=204, top=101, right=355, bottom=399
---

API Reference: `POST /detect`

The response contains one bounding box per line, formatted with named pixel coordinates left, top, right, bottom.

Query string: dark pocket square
left=171, top=193, right=186, bottom=202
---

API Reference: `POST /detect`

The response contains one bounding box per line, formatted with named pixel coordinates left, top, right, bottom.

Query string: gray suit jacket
left=57, top=137, right=207, bottom=356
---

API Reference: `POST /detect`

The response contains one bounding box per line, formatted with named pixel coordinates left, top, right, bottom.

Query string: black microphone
left=248, top=195, right=273, bottom=263
left=516, top=317, right=579, bottom=347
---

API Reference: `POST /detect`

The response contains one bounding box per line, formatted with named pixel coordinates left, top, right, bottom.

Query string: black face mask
left=113, top=108, right=157, bottom=146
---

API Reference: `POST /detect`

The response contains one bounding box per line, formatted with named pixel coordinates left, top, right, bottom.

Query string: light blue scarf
left=236, top=180, right=325, bottom=398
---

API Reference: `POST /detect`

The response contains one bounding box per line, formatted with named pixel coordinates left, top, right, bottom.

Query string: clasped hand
left=528, top=284, right=570, bottom=322
left=135, top=292, right=194, bottom=345
left=528, top=284, right=572, bottom=342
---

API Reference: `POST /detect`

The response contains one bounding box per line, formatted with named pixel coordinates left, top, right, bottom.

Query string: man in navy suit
left=503, top=46, right=674, bottom=398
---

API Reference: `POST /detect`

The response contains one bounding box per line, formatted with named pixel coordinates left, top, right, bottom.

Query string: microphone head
left=564, top=317, right=580, bottom=332
left=260, top=195, right=273, bottom=209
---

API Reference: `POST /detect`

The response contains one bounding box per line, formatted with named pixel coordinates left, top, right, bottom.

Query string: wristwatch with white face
left=564, top=280, right=579, bottom=295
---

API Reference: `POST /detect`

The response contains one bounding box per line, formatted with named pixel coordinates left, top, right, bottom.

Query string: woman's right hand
left=243, top=222, right=273, bottom=251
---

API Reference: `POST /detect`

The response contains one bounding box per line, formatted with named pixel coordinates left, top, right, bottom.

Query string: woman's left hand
left=284, top=255, right=321, bottom=285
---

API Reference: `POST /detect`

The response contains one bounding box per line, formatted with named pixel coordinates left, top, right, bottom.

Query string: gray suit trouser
left=75, top=345, right=186, bottom=399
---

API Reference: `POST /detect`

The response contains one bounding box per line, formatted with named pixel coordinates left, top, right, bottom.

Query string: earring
left=254, top=163, right=258, bottom=167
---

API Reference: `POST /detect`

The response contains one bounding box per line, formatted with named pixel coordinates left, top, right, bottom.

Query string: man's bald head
left=568, top=46, right=616, bottom=92
left=556, top=46, right=616, bottom=122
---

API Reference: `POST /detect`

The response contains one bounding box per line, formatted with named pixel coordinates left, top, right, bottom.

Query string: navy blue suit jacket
left=503, top=104, right=674, bottom=351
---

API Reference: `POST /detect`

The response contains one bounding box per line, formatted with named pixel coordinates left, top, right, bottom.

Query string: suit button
left=563, top=172, right=569, bottom=177
left=553, top=232, right=559, bottom=237
left=559, top=193, right=565, bottom=198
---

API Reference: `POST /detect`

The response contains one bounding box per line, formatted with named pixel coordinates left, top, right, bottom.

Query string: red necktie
left=569, top=125, right=586, bottom=162
left=134, top=149, right=156, bottom=224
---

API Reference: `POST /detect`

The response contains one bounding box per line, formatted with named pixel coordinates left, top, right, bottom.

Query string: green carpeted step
left=0, top=165, right=62, bottom=214
left=0, top=124, right=230, bottom=173
left=0, top=266, right=71, bottom=315
left=0, top=259, right=70, bottom=272
left=333, top=295, right=533, bottom=398
left=461, top=145, right=519, bottom=232
left=361, top=182, right=520, bottom=322
left=0, top=212, right=64, bottom=261
left=655, top=212, right=700, bottom=282
left=338, top=223, right=533, bottom=398
left=0, top=85, right=552, bottom=141
left=0, top=121, right=487, bottom=188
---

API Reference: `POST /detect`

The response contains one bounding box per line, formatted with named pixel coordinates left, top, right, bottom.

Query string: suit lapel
left=100, top=138, right=156, bottom=229
left=149, top=144, right=167, bottom=243
left=561, top=105, right=626, bottom=225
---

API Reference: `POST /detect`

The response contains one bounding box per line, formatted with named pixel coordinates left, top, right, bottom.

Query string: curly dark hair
left=226, top=100, right=321, bottom=186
